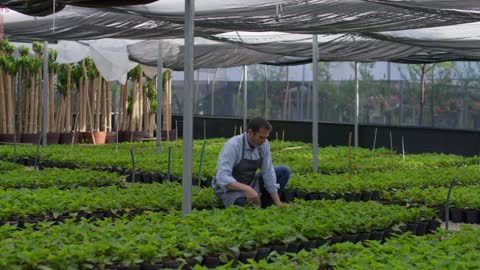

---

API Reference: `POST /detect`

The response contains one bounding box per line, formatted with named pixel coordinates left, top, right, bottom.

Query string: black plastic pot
left=360, top=191, right=373, bottom=202
left=181, top=258, right=199, bottom=270
left=307, top=192, right=321, bottom=200
left=142, top=173, right=153, bottom=183
left=152, top=173, right=163, bottom=183
left=383, top=228, right=396, bottom=240
left=437, top=206, right=446, bottom=221
left=465, top=210, right=480, bottom=224
left=114, top=266, right=141, bottom=270
left=406, top=223, right=418, bottom=235
left=269, top=245, right=288, bottom=255
left=315, top=239, right=330, bottom=248
left=355, top=233, right=371, bottom=243
left=344, top=192, right=361, bottom=202
left=238, top=250, right=257, bottom=264
left=369, top=230, right=384, bottom=241
left=341, top=234, right=357, bottom=243
left=295, top=191, right=307, bottom=200
left=329, top=236, right=342, bottom=245
left=203, top=256, right=221, bottom=268
left=299, top=240, right=316, bottom=252
left=255, top=247, right=271, bottom=261
left=282, top=190, right=295, bottom=202
left=450, top=207, right=465, bottom=223
left=287, top=242, right=300, bottom=253
left=371, top=191, right=381, bottom=201
left=427, top=220, right=442, bottom=233
left=416, top=221, right=429, bottom=236
left=140, top=263, right=163, bottom=270
left=162, top=261, right=180, bottom=269
left=200, top=178, right=213, bottom=188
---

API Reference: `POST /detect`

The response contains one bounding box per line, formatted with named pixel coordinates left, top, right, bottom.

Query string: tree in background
left=453, top=62, right=480, bottom=128
left=404, top=62, right=453, bottom=126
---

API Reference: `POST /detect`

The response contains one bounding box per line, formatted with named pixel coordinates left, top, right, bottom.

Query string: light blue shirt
left=213, top=133, right=279, bottom=194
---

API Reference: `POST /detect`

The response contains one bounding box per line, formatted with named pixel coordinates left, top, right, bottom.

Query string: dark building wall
left=171, top=115, right=480, bottom=156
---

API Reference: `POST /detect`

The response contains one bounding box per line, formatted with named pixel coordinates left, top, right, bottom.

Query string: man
left=212, top=117, right=290, bottom=208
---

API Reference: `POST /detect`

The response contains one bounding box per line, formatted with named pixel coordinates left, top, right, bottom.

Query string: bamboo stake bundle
left=48, top=68, right=55, bottom=132
left=32, top=41, right=43, bottom=135
left=25, top=71, right=34, bottom=134
left=78, top=76, right=85, bottom=132
left=137, top=71, right=143, bottom=132
left=65, top=64, right=72, bottom=133
left=119, top=83, right=128, bottom=131
left=16, top=46, right=29, bottom=135
left=17, top=62, right=24, bottom=134
left=55, top=96, right=64, bottom=133
left=143, top=80, right=150, bottom=136
left=130, top=78, right=137, bottom=132
left=88, top=77, right=95, bottom=131
left=96, top=77, right=102, bottom=131
left=35, top=69, right=41, bottom=134
left=0, top=40, right=16, bottom=135
left=48, top=49, right=57, bottom=133
left=5, top=70, right=13, bottom=134
left=102, top=78, right=107, bottom=132
left=81, top=60, right=88, bottom=132
left=162, top=70, right=172, bottom=136
left=0, top=66, right=6, bottom=134
left=106, top=81, right=111, bottom=132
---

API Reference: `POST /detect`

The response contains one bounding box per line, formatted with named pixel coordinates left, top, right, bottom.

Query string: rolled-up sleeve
left=215, top=143, right=238, bottom=188
left=261, top=141, right=279, bottom=194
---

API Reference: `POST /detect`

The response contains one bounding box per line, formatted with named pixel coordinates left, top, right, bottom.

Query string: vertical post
left=243, top=65, right=248, bottom=133
left=182, top=0, right=194, bottom=215
left=354, top=62, right=359, bottom=148
left=387, top=62, right=392, bottom=123
left=42, top=41, right=49, bottom=147
left=264, top=65, right=268, bottom=118
left=13, top=72, right=18, bottom=163
left=300, top=64, right=306, bottom=120
left=156, top=42, right=163, bottom=154
left=312, top=35, right=319, bottom=173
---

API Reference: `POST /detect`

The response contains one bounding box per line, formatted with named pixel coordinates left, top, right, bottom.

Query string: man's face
left=248, top=127, right=270, bottom=146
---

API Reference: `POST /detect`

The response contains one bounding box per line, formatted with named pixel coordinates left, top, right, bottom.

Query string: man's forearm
left=270, top=192, right=282, bottom=205
left=226, top=181, right=253, bottom=192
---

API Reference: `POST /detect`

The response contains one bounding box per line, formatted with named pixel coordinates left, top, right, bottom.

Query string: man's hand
left=226, top=181, right=259, bottom=205
left=244, top=186, right=259, bottom=205
left=270, top=192, right=284, bottom=206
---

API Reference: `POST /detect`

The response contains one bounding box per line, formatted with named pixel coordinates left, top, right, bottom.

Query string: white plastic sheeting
left=55, top=39, right=138, bottom=83
left=4, top=0, right=480, bottom=42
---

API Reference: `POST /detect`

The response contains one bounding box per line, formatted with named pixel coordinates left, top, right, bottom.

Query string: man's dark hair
left=247, top=117, right=272, bottom=133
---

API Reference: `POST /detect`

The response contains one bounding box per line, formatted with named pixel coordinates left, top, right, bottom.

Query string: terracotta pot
left=93, top=131, right=107, bottom=144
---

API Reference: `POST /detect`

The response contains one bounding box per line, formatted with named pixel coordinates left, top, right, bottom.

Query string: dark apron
left=214, top=134, right=263, bottom=207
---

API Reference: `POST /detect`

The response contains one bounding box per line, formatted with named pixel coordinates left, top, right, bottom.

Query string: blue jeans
left=258, top=165, right=290, bottom=208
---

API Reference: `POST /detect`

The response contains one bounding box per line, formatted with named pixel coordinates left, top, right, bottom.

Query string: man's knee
left=275, top=165, right=291, bottom=179
left=275, top=165, right=290, bottom=189
left=233, top=197, right=247, bottom=207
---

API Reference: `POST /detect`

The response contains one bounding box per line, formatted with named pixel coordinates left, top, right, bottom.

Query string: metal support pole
left=182, top=0, right=194, bottom=215
left=42, top=41, right=49, bottom=147
left=354, top=62, right=359, bottom=148
left=312, top=35, right=319, bottom=173
left=156, top=42, right=164, bottom=154
left=243, top=65, right=248, bottom=133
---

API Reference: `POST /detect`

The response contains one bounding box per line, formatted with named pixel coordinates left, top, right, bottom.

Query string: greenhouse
left=0, top=0, right=480, bottom=269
